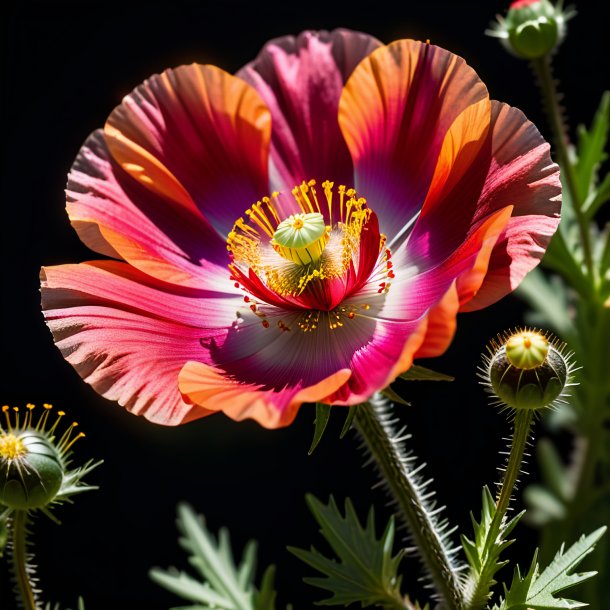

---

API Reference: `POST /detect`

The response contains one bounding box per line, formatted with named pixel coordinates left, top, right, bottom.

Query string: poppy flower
left=41, top=29, right=561, bottom=428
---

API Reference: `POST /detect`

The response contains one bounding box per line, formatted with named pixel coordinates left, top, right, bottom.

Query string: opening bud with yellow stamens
left=272, top=212, right=329, bottom=265
left=0, top=404, right=96, bottom=511
left=481, top=329, right=575, bottom=411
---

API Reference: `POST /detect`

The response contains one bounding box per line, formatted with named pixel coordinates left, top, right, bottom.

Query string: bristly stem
left=355, top=397, right=465, bottom=610
left=486, top=409, right=534, bottom=558
left=531, top=55, right=595, bottom=281
left=12, top=510, right=39, bottom=610
left=464, top=410, right=534, bottom=609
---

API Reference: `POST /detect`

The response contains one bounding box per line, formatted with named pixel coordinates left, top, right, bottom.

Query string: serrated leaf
left=289, top=495, right=405, bottom=609
left=499, top=527, right=606, bottom=610
left=150, top=504, right=279, bottom=610
left=462, top=487, right=524, bottom=609
left=576, top=91, right=610, bottom=206
left=309, top=403, right=332, bottom=455
left=398, top=365, right=454, bottom=382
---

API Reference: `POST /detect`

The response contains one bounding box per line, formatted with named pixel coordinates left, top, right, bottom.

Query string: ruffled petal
left=179, top=362, right=351, bottom=429
left=68, top=130, right=231, bottom=289
left=105, top=64, right=271, bottom=235
left=412, top=283, right=460, bottom=359
left=339, top=40, right=488, bottom=242
left=460, top=102, right=561, bottom=311
left=238, top=29, right=381, bottom=191
left=41, top=261, right=241, bottom=425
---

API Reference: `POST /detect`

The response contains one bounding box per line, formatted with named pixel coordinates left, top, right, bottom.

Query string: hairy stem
left=531, top=55, right=595, bottom=282
left=487, top=410, right=533, bottom=557
left=464, top=410, right=534, bottom=609
left=11, top=510, right=39, bottom=610
left=355, top=398, right=464, bottom=610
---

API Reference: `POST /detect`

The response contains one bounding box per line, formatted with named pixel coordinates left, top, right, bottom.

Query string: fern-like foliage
left=461, top=487, right=524, bottom=610
left=150, top=503, right=278, bottom=610
left=289, top=495, right=408, bottom=609
left=492, top=527, right=606, bottom=610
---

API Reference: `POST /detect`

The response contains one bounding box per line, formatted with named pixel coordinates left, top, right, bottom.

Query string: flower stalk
left=531, top=55, right=595, bottom=282
left=355, top=397, right=464, bottom=610
left=11, top=510, right=39, bottom=610
left=487, top=409, right=533, bottom=557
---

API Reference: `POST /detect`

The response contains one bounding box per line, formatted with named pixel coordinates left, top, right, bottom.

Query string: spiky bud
left=487, top=0, right=574, bottom=60
left=481, top=329, right=574, bottom=410
left=0, top=404, right=91, bottom=511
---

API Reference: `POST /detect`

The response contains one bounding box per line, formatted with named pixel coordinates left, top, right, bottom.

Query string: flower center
left=272, top=212, right=329, bottom=265
left=0, top=433, right=26, bottom=460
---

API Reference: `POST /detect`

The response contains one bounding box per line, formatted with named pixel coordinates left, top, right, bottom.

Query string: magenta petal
left=41, top=261, right=241, bottom=425
left=68, top=130, right=231, bottom=289
left=238, top=29, right=381, bottom=191
left=339, top=40, right=489, bottom=244
left=105, top=64, right=272, bottom=235
left=461, top=102, right=561, bottom=310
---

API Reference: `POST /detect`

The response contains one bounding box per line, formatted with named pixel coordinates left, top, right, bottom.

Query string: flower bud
left=487, top=0, right=573, bottom=60
left=0, top=430, right=63, bottom=509
left=0, top=404, right=85, bottom=510
left=481, top=329, right=574, bottom=410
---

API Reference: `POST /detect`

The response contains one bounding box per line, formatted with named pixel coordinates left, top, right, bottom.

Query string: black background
left=1, top=1, right=609, bottom=609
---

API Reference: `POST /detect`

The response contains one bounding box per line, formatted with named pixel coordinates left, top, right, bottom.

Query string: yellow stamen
left=0, top=433, right=26, bottom=460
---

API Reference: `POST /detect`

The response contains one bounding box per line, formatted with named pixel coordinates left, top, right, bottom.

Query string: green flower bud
left=487, top=0, right=574, bottom=60
left=0, top=404, right=85, bottom=510
left=481, top=329, right=575, bottom=411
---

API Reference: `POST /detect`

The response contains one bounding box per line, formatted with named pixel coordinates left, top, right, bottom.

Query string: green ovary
left=272, top=212, right=329, bottom=265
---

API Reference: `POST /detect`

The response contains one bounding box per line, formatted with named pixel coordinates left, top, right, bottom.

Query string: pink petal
left=238, top=29, right=381, bottom=191
left=68, top=130, right=231, bottom=289
left=179, top=362, right=351, bottom=429
left=339, top=40, right=488, bottom=243
left=105, top=64, right=271, bottom=236
left=41, top=261, right=241, bottom=425
left=460, top=102, right=561, bottom=311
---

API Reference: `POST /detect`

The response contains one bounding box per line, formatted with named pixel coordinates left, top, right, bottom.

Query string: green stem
left=11, top=510, right=39, bottom=610
left=487, top=410, right=534, bottom=557
left=355, top=398, right=464, bottom=610
left=531, top=56, right=595, bottom=282
left=466, top=410, right=534, bottom=610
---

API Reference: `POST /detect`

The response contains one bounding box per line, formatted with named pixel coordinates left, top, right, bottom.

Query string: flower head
left=488, top=0, right=574, bottom=59
left=41, top=30, right=561, bottom=428
left=0, top=404, right=99, bottom=514
left=480, top=329, right=575, bottom=411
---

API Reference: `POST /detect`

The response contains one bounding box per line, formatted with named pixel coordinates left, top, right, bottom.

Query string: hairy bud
left=481, top=329, right=575, bottom=411
left=487, top=0, right=574, bottom=60
left=0, top=404, right=93, bottom=511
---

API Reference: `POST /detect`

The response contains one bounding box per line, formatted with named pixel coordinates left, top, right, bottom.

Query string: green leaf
left=516, top=269, right=572, bottom=335
left=398, top=365, right=454, bottom=382
left=150, top=503, right=279, bottom=610
left=309, top=403, right=332, bottom=455
left=381, top=385, right=411, bottom=406
left=576, top=91, right=610, bottom=207
left=340, top=406, right=359, bottom=439
left=498, top=527, right=606, bottom=609
left=289, top=495, right=405, bottom=609
left=462, top=487, right=524, bottom=609
left=583, top=172, right=610, bottom=219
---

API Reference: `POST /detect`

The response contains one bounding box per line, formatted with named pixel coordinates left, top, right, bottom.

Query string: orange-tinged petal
left=339, top=39, right=489, bottom=244
left=105, top=64, right=271, bottom=235
left=179, top=361, right=351, bottom=429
